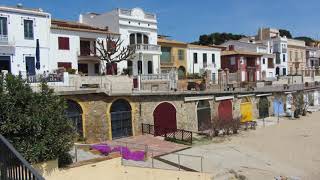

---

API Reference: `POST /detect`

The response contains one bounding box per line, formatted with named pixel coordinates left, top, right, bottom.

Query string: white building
left=256, top=28, right=288, bottom=76
left=186, top=44, right=221, bottom=83
left=80, top=8, right=161, bottom=76
left=0, top=5, right=51, bottom=76
left=50, top=19, right=119, bottom=76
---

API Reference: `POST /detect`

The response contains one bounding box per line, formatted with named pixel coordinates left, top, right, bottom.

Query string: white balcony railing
left=139, top=74, right=169, bottom=81
left=118, top=8, right=156, bottom=20
left=129, top=44, right=161, bottom=52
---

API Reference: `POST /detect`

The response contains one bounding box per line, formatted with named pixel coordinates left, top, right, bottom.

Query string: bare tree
left=95, top=35, right=135, bottom=75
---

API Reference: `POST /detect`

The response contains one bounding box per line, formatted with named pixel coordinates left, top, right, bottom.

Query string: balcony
left=129, top=44, right=161, bottom=54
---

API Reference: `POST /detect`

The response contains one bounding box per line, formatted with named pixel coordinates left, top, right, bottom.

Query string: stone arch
left=197, top=100, right=212, bottom=131
left=153, top=102, right=177, bottom=136
left=66, top=100, right=84, bottom=138
left=110, top=99, right=132, bottom=139
left=177, top=66, right=186, bottom=80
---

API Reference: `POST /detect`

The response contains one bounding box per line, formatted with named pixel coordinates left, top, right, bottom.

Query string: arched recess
left=259, top=97, right=269, bottom=118
left=218, top=100, right=233, bottom=122
left=153, top=102, right=177, bottom=136
left=110, top=99, right=132, bottom=139
left=240, top=97, right=253, bottom=123
left=273, top=97, right=284, bottom=116
left=197, top=100, right=212, bottom=131
left=66, top=100, right=84, bottom=138
left=178, top=66, right=186, bottom=80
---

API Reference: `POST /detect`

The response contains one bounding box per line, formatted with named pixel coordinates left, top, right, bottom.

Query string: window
left=268, top=58, right=274, bottom=68
left=283, top=68, right=287, bottom=76
left=127, top=60, right=133, bottom=75
left=136, top=33, right=142, bottom=44
left=129, top=34, right=135, bottom=45
left=58, top=37, right=70, bottom=50
left=212, top=54, right=215, bottom=64
left=263, top=58, right=266, bottom=64
left=0, top=17, right=8, bottom=37
left=193, top=53, right=198, bottom=64
left=78, top=63, right=88, bottom=74
left=178, top=49, right=184, bottom=60
left=203, top=53, right=207, bottom=67
left=283, top=54, right=286, bottom=62
left=143, top=35, right=149, bottom=44
left=160, top=47, right=171, bottom=62
left=58, top=62, right=72, bottom=70
left=147, top=61, right=153, bottom=74
left=94, top=63, right=100, bottom=74
left=24, top=20, right=34, bottom=39
left=295, top=51, right=298, bottom=61
left=138, top=60, right=143, bottom=74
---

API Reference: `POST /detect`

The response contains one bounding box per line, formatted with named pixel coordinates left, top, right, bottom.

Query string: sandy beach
left=162, top=111, right=320, bottom=180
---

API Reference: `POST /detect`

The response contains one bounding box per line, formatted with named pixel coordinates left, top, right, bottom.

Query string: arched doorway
left=153, top=102, right=177, bottom=136
left=273, top=98, right=284, bottom=116
left=218, top=100, right=233, bottom=122
left=178, top=66, right=186, bottom=80
left=259, top=97, right=269, bottom=118
left=110, top=99, right=132, bottom=139
left=66, top=100, right=84, bottom=138
left=240, top=97, right=253, bottom=123
left=197, top=100, right=212, bottom=131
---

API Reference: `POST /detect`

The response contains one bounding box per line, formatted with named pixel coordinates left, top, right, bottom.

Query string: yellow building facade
left=158, top=37, right=188, bottom=79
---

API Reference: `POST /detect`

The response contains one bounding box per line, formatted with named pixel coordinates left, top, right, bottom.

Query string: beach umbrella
left=36, top=39, right=40, bottom=70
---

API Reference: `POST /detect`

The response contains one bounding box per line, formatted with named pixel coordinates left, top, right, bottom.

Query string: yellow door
left=240, top=102, right=253, bottom=123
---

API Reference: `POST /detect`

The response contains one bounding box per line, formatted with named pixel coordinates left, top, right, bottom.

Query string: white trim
left=215, top=96, right=234, bottom=101
left=256, top=93, right=272, bottom=97
left=238, top=94, right=255, bottom=98
left=284, top=91, right=297, bottom=94
left=184, top=96, right=214, bottom=102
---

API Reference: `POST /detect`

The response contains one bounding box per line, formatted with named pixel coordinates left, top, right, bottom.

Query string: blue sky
left=2, top=0, right=320, bottom=42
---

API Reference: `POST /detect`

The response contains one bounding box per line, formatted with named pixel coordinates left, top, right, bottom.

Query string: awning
left=238, top=94, right=255, bottom=98
left=0, top=45, right=15, bottom=54
left=184, top=96, right=214, bottom=102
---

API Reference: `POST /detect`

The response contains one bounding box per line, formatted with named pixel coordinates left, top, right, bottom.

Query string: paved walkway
left=106, top=135, right=190, bottom=157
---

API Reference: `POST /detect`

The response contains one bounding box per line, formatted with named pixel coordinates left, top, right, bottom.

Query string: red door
left=218, top=100, right=233, bottom=121
left=153, top=102, right=177, bottom=136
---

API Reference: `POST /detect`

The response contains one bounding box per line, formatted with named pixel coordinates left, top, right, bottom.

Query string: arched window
left=143, top=35, right=149, bottom=44
left=129, top=34, right=135, bottom=45
left=129, top=33, right=149, bottom=45
left=147, top=61, right=153, bottom=74
left=137, top=33, right=142, bottom=44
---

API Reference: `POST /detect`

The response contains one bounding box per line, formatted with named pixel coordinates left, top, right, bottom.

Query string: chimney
left=229, top=45, right=235, bottom=51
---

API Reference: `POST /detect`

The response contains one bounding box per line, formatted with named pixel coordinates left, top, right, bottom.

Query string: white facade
left=80, top=8, right=161, bottom=76
left=49, top=22, right=116, bottom=76
left=0, top=6, right=51, bottom=76
left=272, top=37, right=288, bottom=76
left=186, top=45, right=221, bottom=83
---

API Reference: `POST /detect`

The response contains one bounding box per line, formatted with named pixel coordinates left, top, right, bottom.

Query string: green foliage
left=279, top=29, right=292, bottom=38
left=294, top=36, right=315, bottom=46
left=58, top=152, right=73, bottom=168
left=0, top=74, right=76, bottom=163
left=196, top=32, right=246, bottom=45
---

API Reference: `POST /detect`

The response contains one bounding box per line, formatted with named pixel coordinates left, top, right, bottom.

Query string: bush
left=58, top=152, right=73, bottom=168
left=0, top=74, right=76, bottom=163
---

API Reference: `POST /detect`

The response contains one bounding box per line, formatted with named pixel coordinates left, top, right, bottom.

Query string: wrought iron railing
left=0, top=135, right=45, bottom=180
left=141, top=123, right=193, bottom=144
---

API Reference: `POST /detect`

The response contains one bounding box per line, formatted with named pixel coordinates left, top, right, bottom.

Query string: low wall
left=46, top=158, right=212, bottom=180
